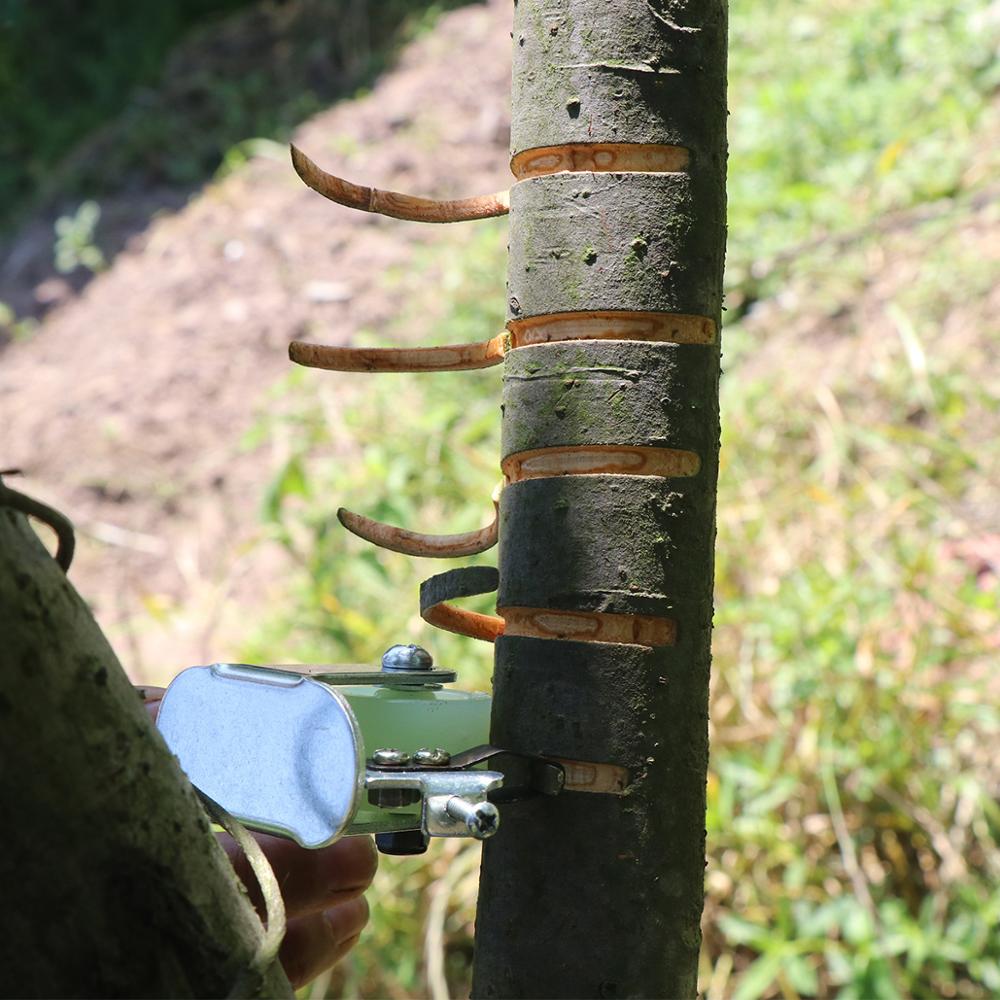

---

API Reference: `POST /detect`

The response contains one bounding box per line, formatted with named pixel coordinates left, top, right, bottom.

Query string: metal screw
left=445, top=796, right=500, bottom=840
left=372, top=748, right=412, bottom=767
left=413, top=747, right=451, bottom=767
left=381, top=644, right=434, bottom=673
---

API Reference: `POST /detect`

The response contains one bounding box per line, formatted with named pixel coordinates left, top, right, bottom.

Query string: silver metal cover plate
left=156, top=663, right=364, bottom=848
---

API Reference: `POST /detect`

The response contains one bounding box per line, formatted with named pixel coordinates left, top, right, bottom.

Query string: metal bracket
left=450, top=744, right=566, bottom=802
left=365, top=767, right=503, bottom=840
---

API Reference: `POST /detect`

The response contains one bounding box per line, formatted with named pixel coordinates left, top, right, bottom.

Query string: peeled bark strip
left=289, top=334, right=506, bottom=373
left=419, top=565, right=504, bottom=641
left=337, top=493, right=499, bottom=558
left=291, top=145, right=510, bottom=222
left=473, top=1, right=727, bottom=996
left=0, top=509, right=292, bottom=998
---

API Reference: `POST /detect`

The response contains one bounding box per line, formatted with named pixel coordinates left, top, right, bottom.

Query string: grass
left=238, top=0, right=999, bottom=995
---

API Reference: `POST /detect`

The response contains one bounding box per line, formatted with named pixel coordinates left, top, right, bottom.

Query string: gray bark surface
left=507, top=173, right=723, bottom=321
left=501, top=341, right=718, bottom=457
left=0, top=507, right=292, bottom=998
left=474, top=1, right=727, bottom=996
left=498, top=475, right=713, bottom=619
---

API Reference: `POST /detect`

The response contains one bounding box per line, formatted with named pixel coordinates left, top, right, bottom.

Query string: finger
left=139, top=687, right=166, bottom=718
left=220, top=833, right=378, bottom=918
left=280, top=896, right=369, bottom=989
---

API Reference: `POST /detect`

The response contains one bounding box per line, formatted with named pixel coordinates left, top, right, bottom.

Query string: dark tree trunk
left=473, top=2, right=727, bottom=996
left=0, top=505, right=291, bottom=998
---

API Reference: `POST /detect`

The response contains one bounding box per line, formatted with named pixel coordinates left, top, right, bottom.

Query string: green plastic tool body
left=341, top=683, right=491, bottom=831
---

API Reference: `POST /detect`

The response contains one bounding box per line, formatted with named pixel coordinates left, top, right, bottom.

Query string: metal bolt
left=372, top=748, right=412, bottom=767
left=381, top=644, right=433, bottom=673
left=445, top=796, right=500, bottom=840
left=413, top=747, right=451, bottom=767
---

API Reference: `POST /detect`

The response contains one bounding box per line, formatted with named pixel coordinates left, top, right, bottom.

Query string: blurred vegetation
left=240, top=0, right=999, bottom=997
left=11, top=0, right=996, bottom=994
left=0, top=0, right=469, bottom=232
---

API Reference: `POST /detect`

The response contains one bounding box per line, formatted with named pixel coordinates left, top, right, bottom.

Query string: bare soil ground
left=0, top=0, right=512, bottom=681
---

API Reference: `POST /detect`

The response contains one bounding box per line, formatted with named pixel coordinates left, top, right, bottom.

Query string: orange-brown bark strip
left=554, top=758, right=630, bottom=795
left=420, top=599, right=676, bottom=649
left=290, top=145, right=510, bottom=222
left=289, top=312, right=717, bottom=374
left=508, top=310, right=716, bottom=346
left=336, top=495, right=499, bottom=558
left=500, top=606, right=677, bottom=647
left=422, top=603, right=505, bottom=642
left=288, top=335, right=506, bottom=372
left=510, top=141, right=689, bottom=179
left=502, top=444, right=700, bottom=483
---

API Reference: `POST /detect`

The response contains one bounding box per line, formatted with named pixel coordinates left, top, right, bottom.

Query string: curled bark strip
left=420, top=566, right=503, bottom=642
left=502, top=445, right=700, bottom=483
left=508, top=310, right=716, bottom=347
left=554, top=758, right=629, bottom=795
left=289, top=334, right=507, bottom=373
left=291, top=145, right=510, bottom=222
left=499, top=606, right=676, bottom=648
left=0, top=480, right=76, bottom=571
left=337, top=487, right=499, bottom=558
left=510, top=142, right=689, bottom=179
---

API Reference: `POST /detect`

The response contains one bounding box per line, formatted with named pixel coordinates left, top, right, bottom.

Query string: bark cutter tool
left=155, top=644, right=523, bottom=856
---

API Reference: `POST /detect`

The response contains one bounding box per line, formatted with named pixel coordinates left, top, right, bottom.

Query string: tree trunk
left=473, top=2, right=727, bottom=996
left=0, top=504, right=292, bottom=998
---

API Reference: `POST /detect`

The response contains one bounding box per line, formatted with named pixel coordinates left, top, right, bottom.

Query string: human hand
left=141, top=686, right=377, bottom=988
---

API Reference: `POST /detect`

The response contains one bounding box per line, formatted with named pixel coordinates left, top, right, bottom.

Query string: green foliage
left=0, top=0, right=251, bottom=221
left=726, top=0, right=999, bottom=311
left=0, top=0, right=471, bottom=231
left=242, top=1, right=998, bottom=994
left=0, top=300, right=37, bottom=343
left=252, top=220, right=997, bottom=1000
left=242, top=221, right=507, bottom=692
left=53, top=201, right=106, bottom=274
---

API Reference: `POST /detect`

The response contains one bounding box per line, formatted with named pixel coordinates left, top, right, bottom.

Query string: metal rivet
left=372, top=748, right=412, bottom=767
left=381, top=644, right=433, bottom=672
left=413, top=747, right=451, bottom=767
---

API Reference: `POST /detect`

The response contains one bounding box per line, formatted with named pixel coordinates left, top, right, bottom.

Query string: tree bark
left=473, top=2, right=727, bottom=996
left=0, top=505, right=292, bottom=999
